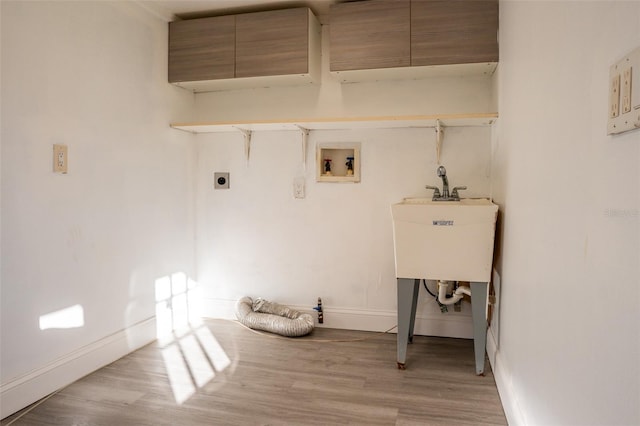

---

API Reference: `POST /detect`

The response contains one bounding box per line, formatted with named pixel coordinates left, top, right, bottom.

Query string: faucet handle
left=425, top=185, right=441, bottom=200
left=451, top=186, right=467, bottom=199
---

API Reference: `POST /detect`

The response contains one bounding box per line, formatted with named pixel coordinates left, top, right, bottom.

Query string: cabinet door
left=235, top=8, right=310, bottom=78
left=168, top=15, right=235, bottom=83
left=329, top=0, right=410, bottom=72
left=411, top=0, right=498, bottom=66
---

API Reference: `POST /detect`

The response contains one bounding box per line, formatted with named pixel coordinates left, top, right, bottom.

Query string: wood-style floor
left=2, top=319, right=507, bottom=425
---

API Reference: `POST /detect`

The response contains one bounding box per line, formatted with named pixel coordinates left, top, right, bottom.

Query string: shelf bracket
left=295, top=125, right=310, bottom=171
left=234, top=127, right=252, bottom=165
left=435, top=119, right=444, bottom=164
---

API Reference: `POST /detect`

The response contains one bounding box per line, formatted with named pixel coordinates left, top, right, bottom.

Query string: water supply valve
left=313, top=297, right=323, bottom=324
left=323, top=159, right=332, bottom=176
left=345, top=156, right=354, bottom=176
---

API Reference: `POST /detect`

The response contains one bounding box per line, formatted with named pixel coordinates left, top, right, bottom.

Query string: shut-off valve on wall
left=313, top=297, right=323, bottom=324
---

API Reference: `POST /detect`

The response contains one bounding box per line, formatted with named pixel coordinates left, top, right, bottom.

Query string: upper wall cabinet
left=236, top=8, right=312, bottom=78
left=329, top=0, right=498, bottom=80
left=411, top=0, right=498, bottom=66
left=168, top=15, right=235, bottom=83
left=168, top=8, right=320, bottom=92
left=329, top=0, right=411, bottom=72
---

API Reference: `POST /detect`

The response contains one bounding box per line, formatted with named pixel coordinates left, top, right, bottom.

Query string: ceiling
left=137, top=0, right=339, bottom=22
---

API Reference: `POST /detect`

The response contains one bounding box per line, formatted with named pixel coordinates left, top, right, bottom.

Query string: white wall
left=10, top=2, right=637, bottom=423
left=195, top=127, right=494, bottom=336
left=0, top=1, right=195, bottom=417
left=196, top=127, right=492, bottom=335
left=194, top=26, right=494, bottom=122
left=194, top=24, right=497, bottom=337
left=493, top=1, right=639, bottom=424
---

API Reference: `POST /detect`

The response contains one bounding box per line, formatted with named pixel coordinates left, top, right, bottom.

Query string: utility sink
left=391, top=198, right=498, bottom=282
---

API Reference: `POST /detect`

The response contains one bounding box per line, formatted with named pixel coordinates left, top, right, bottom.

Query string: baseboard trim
left=487, top=324, right=526, bottom=425
left=200, top=298, right=473, bottom=339
left=487, top=324, right=498, bottom=370
left=0, top=317, right=157, bottom=419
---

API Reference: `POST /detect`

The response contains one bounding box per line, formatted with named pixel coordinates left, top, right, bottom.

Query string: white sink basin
left=391, top=198, right=498, bottom=282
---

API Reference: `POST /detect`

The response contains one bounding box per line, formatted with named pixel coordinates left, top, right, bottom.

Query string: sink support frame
left=396, top=278, right=488, bottom=375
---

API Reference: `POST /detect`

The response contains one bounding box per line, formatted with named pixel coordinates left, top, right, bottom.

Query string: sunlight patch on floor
left=155, top=272, right=234, bottom=404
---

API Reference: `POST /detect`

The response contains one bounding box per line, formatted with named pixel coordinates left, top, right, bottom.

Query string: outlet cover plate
left=214, top=172, right=230, bottom=189
left=293, top=177, right=305, bottom=199
left=608, top=46, right=640, bottom=135
left=53, top=144, right=68, bottom=173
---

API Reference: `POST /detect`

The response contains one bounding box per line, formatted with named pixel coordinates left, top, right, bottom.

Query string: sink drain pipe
left=437, top=281, right=471, bottom=305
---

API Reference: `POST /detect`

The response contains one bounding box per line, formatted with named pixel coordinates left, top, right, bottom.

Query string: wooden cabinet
left=236, top=8, right=312, bottom=78
left=411, top=0, right=498, bottom=66
left=168, top=8, right=319, bottom=91
left=329, top=0, right=498, bottom=74
left=329, top=0, right=410, bottom=72
left=168, top=15, right=235, bottom=83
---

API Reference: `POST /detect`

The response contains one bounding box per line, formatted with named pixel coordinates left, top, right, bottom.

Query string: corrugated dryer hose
left=235, top=297, right=314, bottom=337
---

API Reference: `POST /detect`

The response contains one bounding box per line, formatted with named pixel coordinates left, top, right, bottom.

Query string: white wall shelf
left=170, top=113, right=498, bottom=134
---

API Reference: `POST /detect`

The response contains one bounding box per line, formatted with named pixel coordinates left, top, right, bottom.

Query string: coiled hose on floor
left=235, top=297, right=315, bottom=337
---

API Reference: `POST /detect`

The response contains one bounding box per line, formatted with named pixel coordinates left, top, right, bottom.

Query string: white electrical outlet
left=610, top=73, right=620, bottom=118
left=608, top=46, right=640, bottom=135
left=53, top=144, right=68, bottom=174
left=293, top=177, right=305, bottom=199
left=621, top=67, right=632, bottom=114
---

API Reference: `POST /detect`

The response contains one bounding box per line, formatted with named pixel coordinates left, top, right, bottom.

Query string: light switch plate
left=608, top=46, right=640, bottom=135
left=53, top=144, right=68, bottom=173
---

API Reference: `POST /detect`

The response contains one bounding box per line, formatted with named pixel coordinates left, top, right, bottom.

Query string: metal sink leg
left=396, top=278, right=419, bottom=369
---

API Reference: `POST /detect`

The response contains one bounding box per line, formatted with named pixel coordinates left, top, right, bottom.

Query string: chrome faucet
left=426, top=166, right=467, bottom=201
left=437, top=166, right=450, bottom=198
